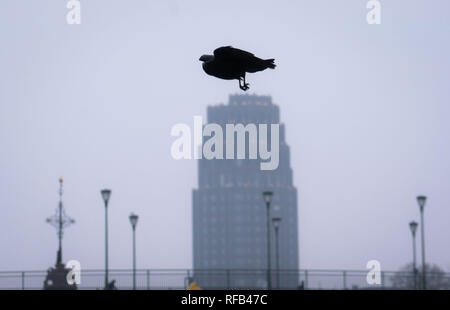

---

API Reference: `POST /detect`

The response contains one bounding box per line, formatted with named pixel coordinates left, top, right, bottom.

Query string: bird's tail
left=265, top=59, right=276, bottom=69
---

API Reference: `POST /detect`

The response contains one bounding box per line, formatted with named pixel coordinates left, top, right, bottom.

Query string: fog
left=0, top=0, right=449, bottom=273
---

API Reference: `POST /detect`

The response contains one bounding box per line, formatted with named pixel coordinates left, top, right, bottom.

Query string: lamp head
left=129, top=213, right=139, bottom=228
left=417, top=195, right=427, bottom=210
left=263, top=191, right=273, bottom=205
left=101, top=189, right=112, bottom=204
left=272, top=217, right=282, bottom=229
left=409, top=221, right=418, bottom=235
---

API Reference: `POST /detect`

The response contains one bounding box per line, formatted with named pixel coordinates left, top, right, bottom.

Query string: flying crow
left=199, top=46, right=276, bottom=91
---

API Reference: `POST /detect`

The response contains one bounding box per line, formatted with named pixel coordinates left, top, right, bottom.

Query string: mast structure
left=46, top=177, right=75, bottom=265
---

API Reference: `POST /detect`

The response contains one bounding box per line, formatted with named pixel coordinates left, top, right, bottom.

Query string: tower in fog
left=192, top=94, right=299, bottom=289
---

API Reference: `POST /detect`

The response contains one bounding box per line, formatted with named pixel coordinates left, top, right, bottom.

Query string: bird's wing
left=213, top=46, right=255, bottom=62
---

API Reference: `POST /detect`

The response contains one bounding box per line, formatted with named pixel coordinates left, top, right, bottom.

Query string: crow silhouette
left=199, top=46, right=276, bottom=91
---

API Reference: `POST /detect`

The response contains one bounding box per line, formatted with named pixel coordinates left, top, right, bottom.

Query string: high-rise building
left=192, top=94, right=299, bottom=289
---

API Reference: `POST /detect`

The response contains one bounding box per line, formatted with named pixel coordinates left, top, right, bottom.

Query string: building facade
left=192, top=94, right=299, bottom=289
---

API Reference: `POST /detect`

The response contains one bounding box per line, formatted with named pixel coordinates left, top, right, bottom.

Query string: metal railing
left=1, top=269, right=449, bottom=290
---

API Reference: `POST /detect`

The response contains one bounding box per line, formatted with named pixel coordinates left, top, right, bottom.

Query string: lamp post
left=262, top=191, right=273, bottom=290
left=417, top=195, right=427, bottom=290
left=409, top=221, right=418, bottom=290
left=129, top=213, right=139, bottom=290
left=272, top=217, right=281, bottom=289
left=101, top=189, right=112, bottom=289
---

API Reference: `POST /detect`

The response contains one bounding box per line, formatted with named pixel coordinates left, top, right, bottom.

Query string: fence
left=0, top=269, right=449, bottom=290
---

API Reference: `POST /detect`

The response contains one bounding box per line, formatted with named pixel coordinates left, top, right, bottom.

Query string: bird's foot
left=239, top=77, right=250, bottom=91
left=239, top=83, right=250, bottom=91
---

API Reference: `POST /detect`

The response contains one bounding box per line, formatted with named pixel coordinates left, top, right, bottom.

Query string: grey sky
left=0, top=0, right=449, bottom=272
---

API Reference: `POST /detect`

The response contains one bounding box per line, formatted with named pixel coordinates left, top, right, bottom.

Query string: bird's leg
left=238, top=77, right=245, bottom=90
left=239, top=75, right=250, bottom=91
left=242, top=74, right=250, bottom=91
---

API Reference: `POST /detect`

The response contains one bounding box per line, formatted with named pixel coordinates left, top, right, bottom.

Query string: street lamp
left=272, top=217, right=281, bottom=290
left=409, top=221, right=418, bottom=289
left=262, top=191, right=273, bottom=290
left=417, top=195, right=427, bottom=290
left=129, top=213, right=139, bottom=290
left=101, top=189, right=111, bottom=289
